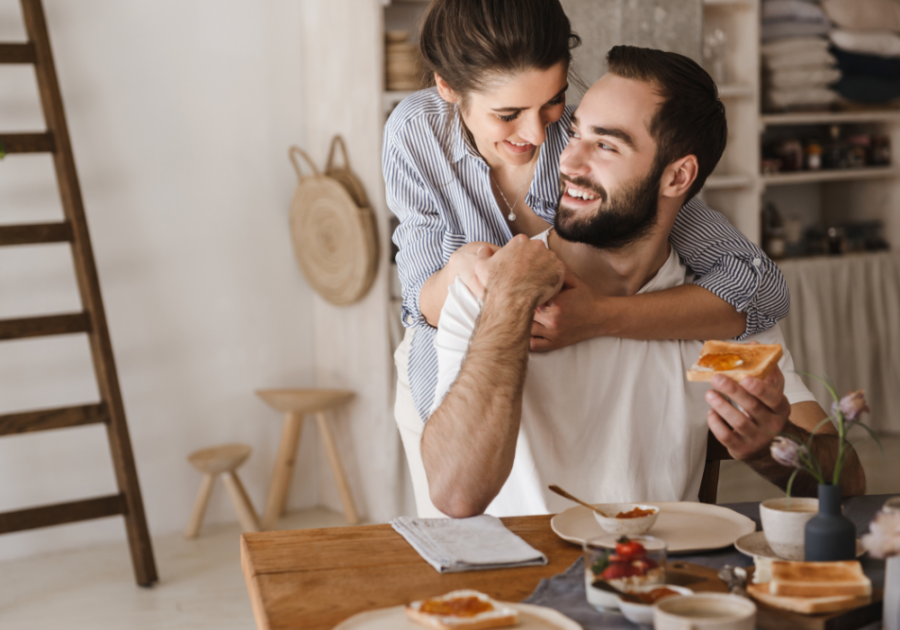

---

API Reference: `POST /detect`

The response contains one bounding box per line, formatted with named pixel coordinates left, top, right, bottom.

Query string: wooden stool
left=256, top=389, right=358, bottom=529
left=184, top=443, right=260, bottom=538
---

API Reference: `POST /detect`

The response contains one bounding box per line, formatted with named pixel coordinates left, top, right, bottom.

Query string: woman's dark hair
left=606, top=46, right=727, bottom=200
left=419, top=0, right=581, bottom=104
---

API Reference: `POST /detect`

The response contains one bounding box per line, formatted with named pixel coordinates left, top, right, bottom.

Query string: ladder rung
left=0, top=494, right=126, bottom=534
left=0, top=312, right=91, bottom=340
left=0, top=222, right=72, bottom=246
left=0, top=132, right=55, bottom=154
left=0, top=403, right=107, bottom=436
left=0, top=43, right=36, bottom=64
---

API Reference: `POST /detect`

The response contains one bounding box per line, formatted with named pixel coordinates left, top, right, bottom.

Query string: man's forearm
left=743, top=422, right=866, bottom=497
left=422, top=289, right=537, bottom=517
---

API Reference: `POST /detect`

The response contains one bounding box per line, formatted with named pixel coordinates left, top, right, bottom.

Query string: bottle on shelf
left=824, top=125, right=848, bottom=170
left=761, top=201, right=786, bottom=260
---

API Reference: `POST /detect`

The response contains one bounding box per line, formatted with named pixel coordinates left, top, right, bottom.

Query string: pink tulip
left=832, top=390, right=870, bottom=425
left=861, top=510, right=900, bottom=559
left=770, top=436, right=806, bottom=468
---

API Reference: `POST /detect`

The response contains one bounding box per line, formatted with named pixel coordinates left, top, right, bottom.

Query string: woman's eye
left=546, top=95, right=565, bottom=106
left=498, top=112, right=519, bottom=122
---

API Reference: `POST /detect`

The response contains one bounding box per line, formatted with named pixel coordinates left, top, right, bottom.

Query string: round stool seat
left=255, top=388, right=354, bottom=415
left=188, top=443, right=252, bottom=475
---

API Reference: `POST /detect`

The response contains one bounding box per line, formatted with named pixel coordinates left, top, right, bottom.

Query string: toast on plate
left=687, top=340, right=783, bottom=382
left=747, top=582, right=870, bottom=614
left=405, top=590, right=518, bottom=630
left=768, top=560, right=871, bottom=598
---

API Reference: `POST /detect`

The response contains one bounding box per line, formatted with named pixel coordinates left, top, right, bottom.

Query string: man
left=399, top=46, right=865, bottom=519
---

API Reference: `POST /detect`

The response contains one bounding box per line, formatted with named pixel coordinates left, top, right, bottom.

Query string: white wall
left=0, top=0, right=321, bottom=563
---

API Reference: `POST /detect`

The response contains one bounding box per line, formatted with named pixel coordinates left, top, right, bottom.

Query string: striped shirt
left=383, top=88, right=789, bottom=422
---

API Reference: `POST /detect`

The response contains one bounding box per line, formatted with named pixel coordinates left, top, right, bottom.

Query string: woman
left=383, top=0, right=787, bottom=513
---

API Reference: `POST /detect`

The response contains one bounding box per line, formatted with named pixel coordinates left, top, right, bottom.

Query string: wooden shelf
left=718, top=84, right=753, bottom=99
left=703, top=0, right=752, bottom=7
left=761, top=110, right=900, bottom=127
left=762, top=166, right=898, bottom=186
left=706, top=174, right=755, bottom=190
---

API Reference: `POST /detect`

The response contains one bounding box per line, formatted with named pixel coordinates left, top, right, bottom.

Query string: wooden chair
left=184, top=443, right=260, bottom=538
left=256, top=389, right=359, bottom=529
left=699, top=431, right=734, bottom=504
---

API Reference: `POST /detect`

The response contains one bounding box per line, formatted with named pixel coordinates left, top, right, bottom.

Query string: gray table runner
left=523, top=495, right=892, bottom=629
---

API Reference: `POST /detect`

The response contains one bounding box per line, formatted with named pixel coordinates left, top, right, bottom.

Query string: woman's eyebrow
left=490, top=85, right=569, bottom=113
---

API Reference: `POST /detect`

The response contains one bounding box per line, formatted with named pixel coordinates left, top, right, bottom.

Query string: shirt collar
left=449, top=108, right=481, bottom=164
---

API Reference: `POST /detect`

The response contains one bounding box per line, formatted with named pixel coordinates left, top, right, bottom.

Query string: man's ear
left=434, top=74, right=459, bottom=104
left=660, top=155, right=699, bottom=199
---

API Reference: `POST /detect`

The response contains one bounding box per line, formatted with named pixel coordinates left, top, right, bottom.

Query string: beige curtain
left=779, top=252, right=900, bottom=434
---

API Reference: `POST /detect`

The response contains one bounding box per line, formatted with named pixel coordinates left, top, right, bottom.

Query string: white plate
left=551, top=501, right=756, bottom=553
left=334, top=602, right=581, bottom=629
left=734, top=531, right=866, bottom=560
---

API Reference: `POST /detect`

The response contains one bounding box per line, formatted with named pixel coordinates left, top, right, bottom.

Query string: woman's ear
left=660, top=155, right=699, bottom=200
left=434, top=74, right=459, bottom=104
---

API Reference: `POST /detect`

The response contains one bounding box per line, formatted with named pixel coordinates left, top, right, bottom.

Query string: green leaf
left=786, top=469, right=800, bottom=504
left=853, top=422, right=884, bottom=458
left=797, top=371, right=840, bottom=405
left=0, top=140, right=6, bottom=160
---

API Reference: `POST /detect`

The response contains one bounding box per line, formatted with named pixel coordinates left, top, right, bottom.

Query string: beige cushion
left=831, top=29, right=900, bottom=57
left=822, top=0, right=900, bottom=33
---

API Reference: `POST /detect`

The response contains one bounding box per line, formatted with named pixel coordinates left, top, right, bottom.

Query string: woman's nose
left=518, top=113, right=546, bottom=146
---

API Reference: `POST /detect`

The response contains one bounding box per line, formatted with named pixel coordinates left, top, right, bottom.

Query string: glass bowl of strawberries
left=584, top=535, right=667, bottom=612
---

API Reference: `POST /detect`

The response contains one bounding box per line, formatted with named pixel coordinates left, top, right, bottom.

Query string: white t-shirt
left=428, top=230, right=816, bottom=517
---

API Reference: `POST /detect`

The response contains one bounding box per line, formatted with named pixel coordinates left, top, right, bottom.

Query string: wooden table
left=241, top=515, right=581, bottom=630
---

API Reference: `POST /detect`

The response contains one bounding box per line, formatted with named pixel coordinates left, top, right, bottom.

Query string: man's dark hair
left=606, top=45, right=727, bottom=200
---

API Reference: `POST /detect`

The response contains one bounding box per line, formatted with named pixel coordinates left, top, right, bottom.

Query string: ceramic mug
left=759, top=497, right=818, bottom=560
left=653, top=593, right=756, bottom=630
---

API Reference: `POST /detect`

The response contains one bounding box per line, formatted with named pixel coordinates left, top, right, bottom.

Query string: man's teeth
left=567, top=188, right=597, bottom=200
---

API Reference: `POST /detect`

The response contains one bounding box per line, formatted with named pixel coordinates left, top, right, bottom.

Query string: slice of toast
left=768, top=560, right=872, bottom=598
left=748, top=582, right=871, bottom=614
left=687, top=340, right=783, bottom=382
left=405, top=590, right=518, bottom=630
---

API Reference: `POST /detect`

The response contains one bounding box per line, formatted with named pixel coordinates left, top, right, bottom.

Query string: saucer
left=735, top=531, right=865, bottom=560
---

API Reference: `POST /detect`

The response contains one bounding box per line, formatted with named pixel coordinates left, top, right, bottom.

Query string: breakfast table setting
left=241, top=492, right=897, bottom=630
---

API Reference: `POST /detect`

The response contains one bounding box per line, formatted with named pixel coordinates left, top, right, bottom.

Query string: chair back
left=698, top=431, right=733, bottom=504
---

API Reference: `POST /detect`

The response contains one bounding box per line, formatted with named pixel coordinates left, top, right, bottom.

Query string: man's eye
left=498, top=112, right=519, bottom=122
left=599, top=142, right=616, bottom=152
left=565, top=127, right=580, bottom=139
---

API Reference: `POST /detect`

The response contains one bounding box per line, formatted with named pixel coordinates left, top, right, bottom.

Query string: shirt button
left=405, top=314, right=415, bottom=325
left=753, top=257, right=761, bottom=267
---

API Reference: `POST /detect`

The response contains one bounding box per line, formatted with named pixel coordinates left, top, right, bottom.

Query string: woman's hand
left=530, top=270, right=605, bottom=352
left=419, top=241, right=500, bottom=326
left=449, top=241, right=500, bottom=300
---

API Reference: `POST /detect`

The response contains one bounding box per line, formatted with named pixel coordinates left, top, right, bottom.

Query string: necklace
left=490, top=147, right=540, bottom=222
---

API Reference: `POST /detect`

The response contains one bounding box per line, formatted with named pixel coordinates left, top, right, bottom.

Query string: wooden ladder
left=0, top=0, right=157, bottom=586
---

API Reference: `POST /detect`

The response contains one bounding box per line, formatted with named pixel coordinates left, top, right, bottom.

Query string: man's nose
left=560, top=141, right=589, bottom=177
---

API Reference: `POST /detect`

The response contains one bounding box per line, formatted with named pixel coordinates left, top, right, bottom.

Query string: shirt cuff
left=691, top=255, right=774, bottom=340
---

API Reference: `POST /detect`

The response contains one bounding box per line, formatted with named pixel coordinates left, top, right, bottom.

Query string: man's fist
left=476, top=234, right=565, bottom=308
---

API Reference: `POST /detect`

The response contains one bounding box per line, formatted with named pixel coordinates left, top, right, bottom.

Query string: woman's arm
left=530, top=197, right=787, bottom=350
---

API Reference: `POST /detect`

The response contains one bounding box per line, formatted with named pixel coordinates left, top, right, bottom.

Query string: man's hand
left=705, top=365, right=792, bottom=461
left=530, top=270, right=605, bottom=352
left=475, top=234, right=565, bottom=308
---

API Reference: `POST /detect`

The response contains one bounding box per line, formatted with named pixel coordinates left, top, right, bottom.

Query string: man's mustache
left=559, top=174, right=608, bottom=203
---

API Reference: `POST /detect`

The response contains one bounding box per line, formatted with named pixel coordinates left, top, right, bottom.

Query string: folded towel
left=391, top=514, right=548, bottom=573
left=763, top=21, right=833, bottom=43
left=832, top=74, right=900, bottom=104
left=768, top=66, right=842, bottom=88
left=831, top=29, right=900, bottom=58
left=832, top=46, right=900, bottom=79
left=763, top=0, right=831, bottom=23
left=767, top=86, right=839, bottom=109
left=822, top=0, right=900, bottom=33
left=762, top=36, right=831, bottom=57
left=764, top=48, right=837, bottom=70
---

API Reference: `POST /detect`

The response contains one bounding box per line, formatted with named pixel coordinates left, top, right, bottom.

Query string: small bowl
left=593, top=503, right=660, bottom=536
left=618, top=584, right=693, bottom=626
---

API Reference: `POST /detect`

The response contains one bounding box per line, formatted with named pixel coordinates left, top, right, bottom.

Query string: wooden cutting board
left=667, top=562, right=882, bottom=630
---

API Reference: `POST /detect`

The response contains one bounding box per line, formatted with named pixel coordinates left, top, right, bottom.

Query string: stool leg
left=222, top=470, right=260, bottom=533
left=315, top=411, right=359, bottom=525
left=184, top=473, right=216, bottom=539
left=262, top=411, right=304, bottom=530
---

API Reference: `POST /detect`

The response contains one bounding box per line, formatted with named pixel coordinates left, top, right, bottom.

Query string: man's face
left=555, top=74, right=664, bottom=249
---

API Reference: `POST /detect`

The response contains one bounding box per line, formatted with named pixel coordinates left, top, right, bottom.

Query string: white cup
left=654, top=593, right=756, bottom=629
left=759, top=497, right=818, bottom=561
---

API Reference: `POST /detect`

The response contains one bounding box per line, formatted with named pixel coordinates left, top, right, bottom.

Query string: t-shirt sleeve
left=743, top=324, right=818, bottom=405
left=670, top=197, right=790, bottom=340
left=429, top=277, right=482, bottom=417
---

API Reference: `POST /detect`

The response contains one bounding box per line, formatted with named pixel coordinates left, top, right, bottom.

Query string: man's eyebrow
left=491, top=85, right=569, bottom=113
left=571, top=116, right=636, bottom=150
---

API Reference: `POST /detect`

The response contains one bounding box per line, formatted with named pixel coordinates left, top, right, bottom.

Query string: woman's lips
left=503, top=140, right=535, bottom=154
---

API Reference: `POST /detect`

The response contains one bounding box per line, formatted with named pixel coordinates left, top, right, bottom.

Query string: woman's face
left=437, top=61, right=569, bottom=169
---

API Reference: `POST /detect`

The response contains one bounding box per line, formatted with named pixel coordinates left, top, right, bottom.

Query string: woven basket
left=288, top=143, right=378, bottom=306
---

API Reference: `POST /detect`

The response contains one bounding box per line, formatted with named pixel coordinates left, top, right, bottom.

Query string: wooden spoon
left=548, top=484, right=609, bottom=518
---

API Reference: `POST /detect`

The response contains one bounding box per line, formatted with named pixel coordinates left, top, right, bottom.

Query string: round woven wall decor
left=288, top=145, right=378, bottom=306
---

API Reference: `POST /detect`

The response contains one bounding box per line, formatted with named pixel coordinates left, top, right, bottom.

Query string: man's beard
left=554, top=164, right=663, bottom=250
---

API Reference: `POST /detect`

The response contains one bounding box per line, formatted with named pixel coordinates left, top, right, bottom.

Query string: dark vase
left=804, top=484, right=856, bottom=561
